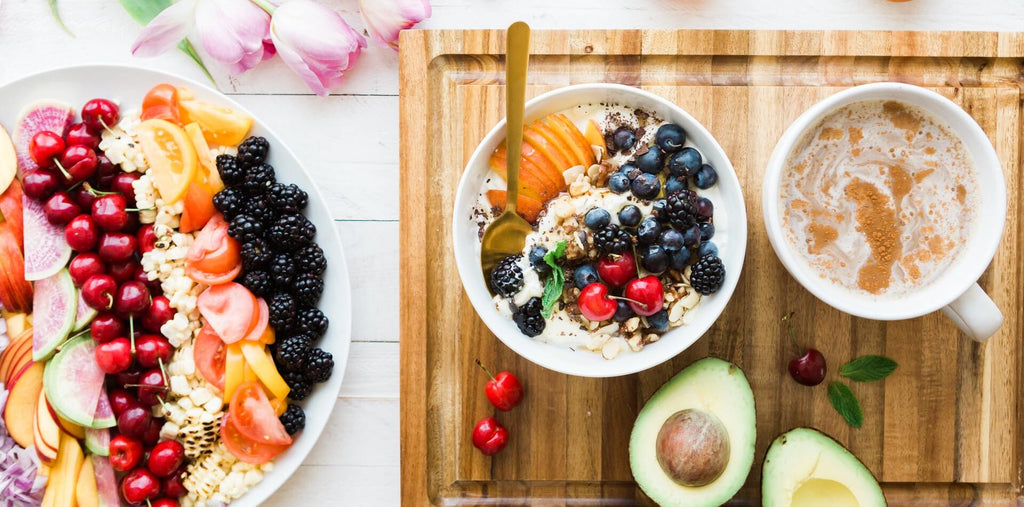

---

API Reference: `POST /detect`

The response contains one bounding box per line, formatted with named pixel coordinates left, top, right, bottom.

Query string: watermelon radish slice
left=91, top=387, right=115, bottom=429
left=84, top=427, right=110, bottom=456
left=23, top=194, right=71, bottom=281
left=72, top=288, right=96, bottom=332
left=42, top=335, right=106, bottom=428
left=32, top=268, right=76, bottom=361
left=91, top=455, right=120, bottom=507
left=13, top=100, right=73, bottom=176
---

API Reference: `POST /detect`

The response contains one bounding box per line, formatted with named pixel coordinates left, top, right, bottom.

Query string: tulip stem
left=250, top=0, right=277, bottom=14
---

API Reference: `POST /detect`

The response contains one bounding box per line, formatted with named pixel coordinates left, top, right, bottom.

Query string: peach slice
left=553, top=114, right=597, bottom=166
left=523, top=126, right=573, bottom=172
left=531, top=119, right=582, bottom=168
left=488, top=147, right=548, bottom=201
left=584, top=119, right=606, bottom=151
left=485, top=189, right=542, bottom=224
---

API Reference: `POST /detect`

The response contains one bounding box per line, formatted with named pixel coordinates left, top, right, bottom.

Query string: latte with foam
left=779, top=100, right=978, bottom=297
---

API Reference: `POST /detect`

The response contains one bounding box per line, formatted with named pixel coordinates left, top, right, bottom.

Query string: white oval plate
left=0, top=64, right=352, bottom=506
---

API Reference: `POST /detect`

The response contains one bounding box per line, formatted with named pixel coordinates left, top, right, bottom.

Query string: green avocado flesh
left=629, top=357, right=756, bottom=506
left=762, top=428, right=886, bottom=507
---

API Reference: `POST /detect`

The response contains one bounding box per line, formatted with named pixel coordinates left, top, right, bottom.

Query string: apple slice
left=0, top=228, right=33, bottom=312
left=5, top=312, right=29, bottom=337
left=0, top=179, right=25, bottom=249
left=76, top=456, right=99, bottom=507
left=0, top=328, right=31, bottom=382
left=531, top=119, right=583, bottom=168
left=34, top=388, right=59, bottom=464
left=3, top=361, right=43, bottom=448
left=0, top=125, right=15, bottom=194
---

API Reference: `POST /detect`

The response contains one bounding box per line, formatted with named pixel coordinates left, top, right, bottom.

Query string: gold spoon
left=481, top=21, right=533, bottom=288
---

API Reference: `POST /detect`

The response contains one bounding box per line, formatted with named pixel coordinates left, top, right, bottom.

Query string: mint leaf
left=840, top=355, right=898, bottom=382
left=827, top=382, right=863, bottom=428
left=540, top=241, right=567, bottom=318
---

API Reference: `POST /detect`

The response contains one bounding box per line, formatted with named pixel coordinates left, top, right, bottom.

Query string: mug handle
left=940, top=283, right=1003, bottom=342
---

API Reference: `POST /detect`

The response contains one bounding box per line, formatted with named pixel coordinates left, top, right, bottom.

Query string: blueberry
left=659, top=229, right=685, bottom=252
left=651, top=199, right=668, bottom=221
left=618, top=205, right=642, bottom=227
left=646, top=309, right=669, bottom=332
left=637, top=217, right=662, bottom=245
left=670, top=248, right=691, bottom=270
left=696, top=197, right=714, bottom=221
left=584, top=208, right=611, bottom=230
left=655, top=124, right=686, bottom=153
left=635, top=146, right=665, bottom=174
left=612, top=127, right=637, bottom=152
left=667, top=147, right=702, bottom=177
left=529, top=245, right=550, bottom=276
left=573, top=265, right=600, bottom=289
left=620, top=163, right=640, bottom=181
left=631, top=172, right=661, bottom=200
left=664, top=176, right=687, bottom=196
left=699, top=222, right=715, bottom=241
left=640, top=244, right=669, bottom=274
left=609, top=172, right=630, bottom=193
left=613, top=300, right=634, bottom=322
left=683, top=225, right=702, bottom=248
left=697, top=241, right=719, bottom=258
left=692, top=164, right=719, bottom=189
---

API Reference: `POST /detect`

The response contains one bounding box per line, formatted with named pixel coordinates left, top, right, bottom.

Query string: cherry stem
left=158, top=357, right=169, bottom=388
left=51, top=158, right=72, bottom=180
left=475, top=359, right=496, bottom=381
left=609, top=294, right=647, bottom=310
left=83, top=182, right=117, bottom=196
left=127, top=206, right=155, bottom=212
left=122, top=384, right=169, bottom=391
left=782, top=312, right=800, bottom=355
left=129, top=317, right=136, bottom=355
left=100, top=117, right=116, bottom=136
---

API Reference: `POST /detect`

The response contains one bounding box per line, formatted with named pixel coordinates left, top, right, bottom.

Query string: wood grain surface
left=400, top=30, right=1024, bottom=505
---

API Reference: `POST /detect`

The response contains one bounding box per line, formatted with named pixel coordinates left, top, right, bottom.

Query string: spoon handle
left=504, top=21, right=530, bottom=215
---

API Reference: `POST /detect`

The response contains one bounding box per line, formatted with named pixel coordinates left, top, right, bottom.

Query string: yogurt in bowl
left=453, top=84, right=747, bottom=378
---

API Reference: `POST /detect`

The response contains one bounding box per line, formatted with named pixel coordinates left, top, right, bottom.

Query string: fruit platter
left=0, top=65, right=350, bottom=506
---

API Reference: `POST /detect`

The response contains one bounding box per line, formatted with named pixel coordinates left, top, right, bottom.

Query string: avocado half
left=762, top=428, right=886, bottom=507
left=629, top=357, right=756, bottom=506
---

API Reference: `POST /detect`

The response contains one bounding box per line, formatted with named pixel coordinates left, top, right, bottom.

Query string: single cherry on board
left=472, top=417, right=509, bottom=456
left=578, top=283, right=618, bottom=322
left=475, top=360, right=523, bottom=411
left=783, top=313, right=827, bottom=386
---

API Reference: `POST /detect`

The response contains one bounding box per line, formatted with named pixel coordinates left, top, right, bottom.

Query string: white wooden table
left=1, top=0, right=1022, bottom=503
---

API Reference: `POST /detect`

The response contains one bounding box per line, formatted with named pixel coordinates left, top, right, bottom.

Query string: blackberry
left=489, top=256, right=523, bottom=297
left=269, top=183, right=308, bottom=214
left=593, top=224, right=632, bottom=254
left=242, top=163, right=276, bottom=193
left=240, top=239, right=273, bottom=272
left=228, top=214, right=263, bottom=243
left=269, top=292, right=297, bottom=331
left=304, top=348, right=334, bottom=383
left=663, top=190, right=698, bottom=231
left=279, top=404, right=305, bottom=435
left=268, top=214, right=316, bottom=250
left=237, top=136, right=270, bottom=167
left=269, top=254, right=297, bottom=288
left=295, top=244, right=326, bottom=275
left=212, top=187, right=246, bottom=220
left=284, top=371, right=312, bottom=401
left=247, top=195, right=277, bottom=226
left=274, top=334, right=311, bottom=372
left=298, top=307, right=328, bottom=337
left=513, top=297, right=545, bottom=337
left=241, top=270, right=271, bottom=297
left=216, top=154, right=246, bottom=186
left=690, top=254, right=726, bottom=295
left=292, top=273, right=324, bottom=306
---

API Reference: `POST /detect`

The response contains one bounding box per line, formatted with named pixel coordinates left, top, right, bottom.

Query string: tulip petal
left=271, top=0, right=367, bottom=96
left=131, top=0, right=199, bottom=57
left=195, top=0, right=272, bottom=74
left=359, top=0, right=431, bottom=50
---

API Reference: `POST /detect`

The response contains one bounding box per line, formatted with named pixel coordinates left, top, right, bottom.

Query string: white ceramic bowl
left=453, top=84, right=747, bottom=378
left=0, top=64, right=352, bottom=505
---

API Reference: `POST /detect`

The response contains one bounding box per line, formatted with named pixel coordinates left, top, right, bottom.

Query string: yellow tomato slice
left=179, top=98, right=253, bottom=146
left=184, top=122, right=225, bottom=194
left=224, top=343, right=245, bottom=402
left=136, top=119, right=198, bottom=204
left=239, top=341, right=290, bottom=401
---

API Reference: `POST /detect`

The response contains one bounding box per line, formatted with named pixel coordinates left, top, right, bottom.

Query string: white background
left=1, top=0, right=1022, bottom=504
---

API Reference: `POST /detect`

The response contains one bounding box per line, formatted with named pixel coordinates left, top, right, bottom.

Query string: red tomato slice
left=242, top=299, right=269, bottom=342
left=179, top=182, right=217, bottom=233
left=197, top=282, right=257, bottom=343
left=194, top=324, right=226, bottom=391
left=220, top=413, right=289, bottom=464
left=141, top=83, right=181, bottom=124
left=186, top=263, right=242, bottom=286
left=186, top=214, right=241, bottom=278
left=229, top=381, right=293, bottom=446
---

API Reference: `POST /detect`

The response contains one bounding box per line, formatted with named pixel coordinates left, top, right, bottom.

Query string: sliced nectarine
left=584, top=119, right=605, bottom=151
left=531, top=119, right=582, bottom=168
left=488, top=148, right=546, bottom=201
left=553, top=114, right=597, bottom=166
left=521, top=141, right=567, bottom=191
left=523, top=126, right=573, bottom=172
left=486, top=189, right=542, bottom=224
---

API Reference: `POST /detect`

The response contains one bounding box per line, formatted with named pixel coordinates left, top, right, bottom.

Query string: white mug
left=762, top=83, right=1006, bottom=341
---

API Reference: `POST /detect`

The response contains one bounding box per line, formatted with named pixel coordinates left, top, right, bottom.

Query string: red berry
left=147, top=440, right=185, bottom=477
left=69, top=253, right=106, bottom=286
left=112, top=172, right=140, bottom=206
left=137, top=224, right=158, bottom=254
left=65, top=122, right=99, bottom=149
left=471, top=417, right=509, bottom=456
left=478, top=361, right=523, bottom=412
left=109, top=435, right=144, bottom=472
left=108, top=260, right=139, bottom=284
left=65, top=215, right=100, bottom=252
left=28, top=131, right=64, bottom=166
left=141, top=416, right=163, bottom=446
left=91, top=312, right=126, bottom=343
left=577, top=283, right=618, bottom=322
left=116, top=403, right=152, bottom=439
left=115, top=281, right=151, bottom=317
left=98, top=233, right=137, bottom=262
left=42, top=191, right=81, bottom=226
left=21, top=168, right=60, bottom=200
left=81, top=274, right=117, bottom=311
left=151, top=499, right=180, bottom=507
left=82, top=99, right=120, bottom=134
left=69, top=184, right=97, bottom=210
left=59, top=145, right=98, bottom=183
left=161, top=466, right=188, bottom=498
left=95, top=337, right=132, bottom=374
left=115, top=367, right=142, bottom=388
left=92, top=194, right=129, bottom=232
left=142, top=295, right=173, bottom=333
left=789, top=349, right=827, bottom=386
left=95, top=154, right=119, bottom=188
left=136, top=368, right=166, bottom=405
left=624, top=276, right=664, bottom=317
left=136, top=334, right=173, bottom=368
left=596, top=252, right=638, bottom=288
left=120, top=468, right=160, bottom=505
left=108, top=387, right=137, bottom=417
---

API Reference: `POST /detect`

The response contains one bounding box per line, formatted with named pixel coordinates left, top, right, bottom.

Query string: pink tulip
left=270, top=0, right=367, bottom=96
left=359, top=0, right=431, bottom=50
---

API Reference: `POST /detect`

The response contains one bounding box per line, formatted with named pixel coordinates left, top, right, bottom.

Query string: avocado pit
left=655, top=408, right=730, bottom=487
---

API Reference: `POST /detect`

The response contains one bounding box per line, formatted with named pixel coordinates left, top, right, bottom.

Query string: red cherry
left=120, top=468, right=160, bottom=505
left=69, top=253, right=106, bottom=286
left=81, top=274, right=117, bottom=311
left=137, top=224, right=158, bottom=254
left=136, top=334, right=173, bottom=368
left=597, top=251, right=638, bottom=288
left=477, top=361, right=523, bottom=411
left=578, top=283, right=618, bottom=322
left=109, top=435, right=144, bottom=472
left=134, top=264, right=162, bottom=295
left=112, top=172, right=140, bottom=206
left=624, top=276, right=664, bottom=317
left=91, top=312, right=126, bottom=343
left=95, top=154, right=119, bottom=188
left=115, top=367, right=143, bottom=388
left=92, top=194, right=129, bottom=232
left=65, top=122, right=100, bottom=149
left=115, top=281, right=151, bottom=317
left=108, top=387, right=137, bottom=417
left=147, top=440, right=185, bottom=477
left=161, top=466, right=188, bottom=498
left=95, top=337, right=132, bottom=374
left=116, top=403, right=152, bottom=438
left=69, top=184, right=97, bottom=210
left=82, top=98, right=120, bottom=134
left=136, top=368, right=166, bottom=405
left=58, top=145, right=98, bottom=183
left=151, top=499, right=180, bottom=507
left=471, top=417, right=509, bottom=456
left=98, top=233, right=137, bottom=262
left=142, top=296, right=173, bottom=333
left=28, top=131, right=64, bottom=166
left=141, top=416, right=163, bottom=446
left=43, top=191, right=81, bottom=226
left=789, top=349, right=827, bottom=386
left=65, top=214, right=100, bottom=252
left=21, top=168, right=60, bottom=200
left=108, top=260, right=139, bottom=284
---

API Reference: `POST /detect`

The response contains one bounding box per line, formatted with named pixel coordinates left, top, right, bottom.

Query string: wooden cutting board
left=399, top=29, right=1024, bottom=505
